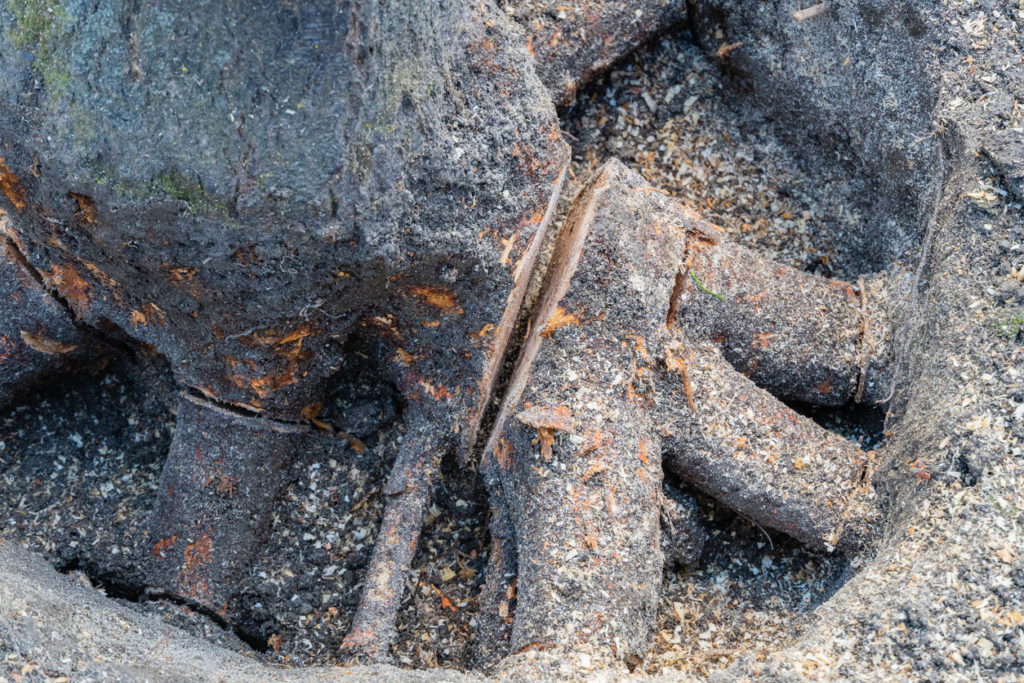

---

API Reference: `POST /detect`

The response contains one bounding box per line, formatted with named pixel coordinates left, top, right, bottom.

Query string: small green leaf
left=691, top=272, right=726, bottom=301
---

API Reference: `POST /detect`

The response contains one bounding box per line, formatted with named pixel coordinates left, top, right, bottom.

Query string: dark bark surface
left=0, top=0, right=566, bottom=418
left=0, top=230, right=90, bottom=404
left=148, top=395, right=307, bottom=613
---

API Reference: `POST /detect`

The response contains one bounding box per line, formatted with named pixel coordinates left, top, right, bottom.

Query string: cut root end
left=147, top=394, right=304, bottom=613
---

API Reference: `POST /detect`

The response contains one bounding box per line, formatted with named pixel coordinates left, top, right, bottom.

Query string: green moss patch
left=151, top=170, right=231, bottom=217
left=5, top=0, right=74, bottom=102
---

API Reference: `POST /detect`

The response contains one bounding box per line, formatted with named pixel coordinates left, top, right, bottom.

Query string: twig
left=342, top=421, right=439, bottom=660
left=744, top=516, right=775, bottom=550
left=679, top=357, right=696, bottom=412
left=793, top=3, right=827, bottom=22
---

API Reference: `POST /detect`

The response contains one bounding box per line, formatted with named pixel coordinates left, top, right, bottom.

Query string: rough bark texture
left=474, top=502, right=519, bottom=666
left=0, top=220, right=89, bottom=406
left=148, top=395, right=306, bottom=614
left=0, top=0, right=568, bottom=629
left=501, top=0, right=686, bottom=105
left=0, top=0, right=565, bottom=420
left=674, top=228, right=901, bottom=407
left=658, top=342, right=878, bottom=550
left=482, top=159, right=893, bottom=661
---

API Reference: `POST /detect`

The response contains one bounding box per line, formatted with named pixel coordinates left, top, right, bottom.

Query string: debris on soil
left=501, top=0, right=686, bottom=106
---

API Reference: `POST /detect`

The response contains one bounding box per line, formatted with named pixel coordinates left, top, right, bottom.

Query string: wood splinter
left=794, top=2, right=828, bottom=22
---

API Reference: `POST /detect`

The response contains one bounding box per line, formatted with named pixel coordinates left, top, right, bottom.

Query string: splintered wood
left=481, top=159, right=893, bottom=659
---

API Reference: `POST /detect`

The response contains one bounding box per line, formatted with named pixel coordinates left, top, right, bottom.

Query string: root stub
left=474, top=502, right=518, bottom=666
left=659, top=341, right=878, bottom=551
left=147, top=394, right=305, bottom=613
left=480, top=159, right=891, bottom=661
left=499, top=398, right=664, bottom=658
left=661, top=484, right=707, bottom=571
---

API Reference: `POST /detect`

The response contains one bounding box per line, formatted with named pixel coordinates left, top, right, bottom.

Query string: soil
left=2, top=0, right=1024, bottom=681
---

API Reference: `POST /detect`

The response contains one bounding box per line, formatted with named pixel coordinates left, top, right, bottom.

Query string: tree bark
left=0, top=219, right=92, bottom=407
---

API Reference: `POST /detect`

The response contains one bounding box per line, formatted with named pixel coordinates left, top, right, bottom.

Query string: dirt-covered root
left=660, top=483, right=706, bottom=570
left=147, top=394, right=305, bottom=614
left=500, top=0, right=687, bottom=106
left=675, top=222, right=897, bottom=406
left=342, top=417, right=441, bottom=660
left=496, top=401, right=664, bottom=660
left=480, top=159, right=690, bottom=661
left=658, top=340, right=878, bottom=550
left=0, top=232, right=91, bottom=408
left=480, top=158, right=891, bottom=662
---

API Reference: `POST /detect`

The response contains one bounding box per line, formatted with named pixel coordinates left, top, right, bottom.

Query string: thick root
left=482, top=160, right=687, bottom=660
left=495, top=399, right=664, bottom=659
left=676, top=223, right=895, bottom=406
left=148, top=394, right=305, bottom=614
left=341, top=419, right=440, bottom=660
left=481, top=159, right=890, bottom=661
left=474, top=502, right=518, bottom=666
left=658, top=341, right=877, bottom=550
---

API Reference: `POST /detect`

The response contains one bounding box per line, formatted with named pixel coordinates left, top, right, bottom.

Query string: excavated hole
left=0, top=10, right=941, bottom=679
left=786, top=400, right=887, bottom=452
